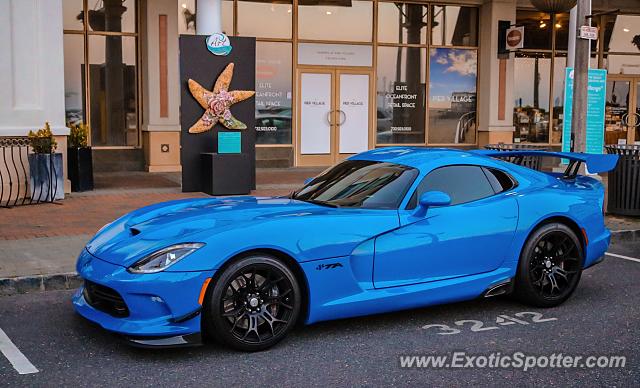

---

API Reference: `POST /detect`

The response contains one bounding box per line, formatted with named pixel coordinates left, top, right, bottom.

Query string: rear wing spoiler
left=472, top=150, right=619, bottom=177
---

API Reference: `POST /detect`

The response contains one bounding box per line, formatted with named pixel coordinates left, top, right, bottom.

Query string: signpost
left=505, top=26, right=524, bottom=50
left=578, top=25, right=598, bottom=40
left=562, top=67, right=607, bottom=162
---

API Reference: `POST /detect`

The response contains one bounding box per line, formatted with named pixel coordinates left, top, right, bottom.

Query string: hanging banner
left=562, top=67, right=607, bottom=159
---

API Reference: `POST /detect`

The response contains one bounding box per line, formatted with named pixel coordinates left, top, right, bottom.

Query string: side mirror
left=304, top=177, right=314, bottom=185
left=414, top=191, right=451, bottom=217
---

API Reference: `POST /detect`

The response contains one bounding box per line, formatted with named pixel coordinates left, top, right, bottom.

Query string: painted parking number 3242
left=422, top=312, right=557, bottom=335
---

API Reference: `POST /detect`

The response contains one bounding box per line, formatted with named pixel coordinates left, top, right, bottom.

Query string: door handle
left=338, top=110, right=346, bottom=125
left=326, top=110, right=333, bottom=125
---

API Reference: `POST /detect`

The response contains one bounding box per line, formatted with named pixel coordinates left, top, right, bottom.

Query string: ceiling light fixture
left=326, top=11, right=332, bottom=15
left=623, top=28, right=630, bottom=32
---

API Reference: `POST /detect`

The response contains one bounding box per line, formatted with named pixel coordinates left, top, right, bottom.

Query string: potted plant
left=67, top=123, right=94, bottom=192
left=28, top=122, right=64, bottom=202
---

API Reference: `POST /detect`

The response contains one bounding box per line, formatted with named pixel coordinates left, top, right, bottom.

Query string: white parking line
left=606, top=252, right=640, bottom=263
left=0, top=327, right=38, bottom=375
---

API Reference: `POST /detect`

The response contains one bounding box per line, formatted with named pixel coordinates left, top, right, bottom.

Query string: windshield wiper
left=297, top=199, right=339, bottom=208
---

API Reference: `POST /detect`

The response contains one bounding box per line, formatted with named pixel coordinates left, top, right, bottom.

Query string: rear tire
left=514, top=223, right=584, bottom=307
left=203, top=254, right=301, bottom=351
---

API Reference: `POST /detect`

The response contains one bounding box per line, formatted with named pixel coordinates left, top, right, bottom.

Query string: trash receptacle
left=484, top=143, right=547, bottom=171
left=605, top=145, right=640, bottom=217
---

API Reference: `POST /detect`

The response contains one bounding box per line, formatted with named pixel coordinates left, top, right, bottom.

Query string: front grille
left=83, top=280, right=130, bottom=318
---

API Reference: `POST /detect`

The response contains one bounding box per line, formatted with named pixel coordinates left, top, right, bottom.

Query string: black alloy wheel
left=514, top=223, right=584, bottom=307
left=204, top=254, right=301, bottom=351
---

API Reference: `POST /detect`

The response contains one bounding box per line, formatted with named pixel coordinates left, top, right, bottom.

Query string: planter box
left=68, top=147, right=94, bottom=192
left=28, top=153, right=64, bottom=202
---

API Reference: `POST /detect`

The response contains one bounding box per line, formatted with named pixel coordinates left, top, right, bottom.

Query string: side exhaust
left=483, top=279, right=514, bottom=298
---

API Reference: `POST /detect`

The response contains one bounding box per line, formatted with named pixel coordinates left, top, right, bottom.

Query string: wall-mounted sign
left=206, top=33, right=232, bottom=56
left=298, top=43, right=373, bottom=67
left=187, top=63, right=255, bottom=133
left=562, top=67, right=607, bottom=160
left=505, top=26, right=524, bottom=50
left=218, top=131, right=242, bottom=154
left=579, top=26, right=598, bottom=40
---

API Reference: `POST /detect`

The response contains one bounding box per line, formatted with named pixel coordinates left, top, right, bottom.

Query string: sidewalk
left=1, top=168, right=638, bottom=295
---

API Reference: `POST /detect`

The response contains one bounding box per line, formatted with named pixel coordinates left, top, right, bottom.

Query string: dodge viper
left=73, top=147, right=619, bottom=351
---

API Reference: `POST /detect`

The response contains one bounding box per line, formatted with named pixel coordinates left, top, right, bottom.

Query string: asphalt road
left=0, top=240, right=638, bottom=387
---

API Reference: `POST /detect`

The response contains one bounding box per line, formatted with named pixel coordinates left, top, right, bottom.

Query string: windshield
left=291, top=160, right=418, bottom=209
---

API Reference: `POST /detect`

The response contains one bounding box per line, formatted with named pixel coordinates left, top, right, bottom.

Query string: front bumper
left=73, top=249, right=215, bottom=342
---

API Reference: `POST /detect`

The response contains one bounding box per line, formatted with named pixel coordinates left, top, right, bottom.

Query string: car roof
left=350, top=147, right=486, bottom=170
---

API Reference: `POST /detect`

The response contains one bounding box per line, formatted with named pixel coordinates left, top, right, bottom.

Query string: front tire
left=514, top=223, right=584, bottom=307
left=203, top=254, right=301, bottom=351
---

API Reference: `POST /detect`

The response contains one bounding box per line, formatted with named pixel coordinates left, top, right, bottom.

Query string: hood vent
left=129, top=227, right=141, bottom=236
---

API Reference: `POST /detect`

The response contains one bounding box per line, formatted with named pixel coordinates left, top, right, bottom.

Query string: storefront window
left=551, top=55, right=567, bottom=144
left=86, top=0, right=137, bottom=33
left=377, top=3, right=428, bottom=45
left=554, top=13, right=570, bottom=51
left=255, top=42, right=293, bottom=145
left=515, top=10, right=552, bottom=51
left=376, top=46, right=426, bottom=144
left=604, top=80, right=630, bottom=145
left=298, top=1, right=373, bottom=42
left=63, top=0, right=85, bottom=30
left=63, top=0, right=140, bottom=147
left=63, top=34, right=86, bottom=126
left=428, top=48, right=477, bottom=144
left=601, top=15, right=640, bottom=53
left=88, top=35, right=139, bottom=146
left=605, top=54, right=640, bottom=75
left=238, top=0, right=292, bottom=39
left=431, top=6, right=478, bottom=47
left=178, top=0, right=234, bottom=35
left=513, top=52, right=551, bottom=143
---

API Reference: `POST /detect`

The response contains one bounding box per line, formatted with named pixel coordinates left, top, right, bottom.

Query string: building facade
left=1, top=0, right=639, bottom=191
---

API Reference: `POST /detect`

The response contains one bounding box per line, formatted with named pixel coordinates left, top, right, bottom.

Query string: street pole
left=570, top=0, right=591, bottom=158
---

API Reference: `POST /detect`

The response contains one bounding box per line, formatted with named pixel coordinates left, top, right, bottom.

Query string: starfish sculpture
left=188, top=63, right=255, bottom=133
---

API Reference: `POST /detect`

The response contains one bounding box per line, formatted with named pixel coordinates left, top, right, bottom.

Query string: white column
left=0, top=0, right=67, bottom=136
left=196, top=0, right=222, bottom=35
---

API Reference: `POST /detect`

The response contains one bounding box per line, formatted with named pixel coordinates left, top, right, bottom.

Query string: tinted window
left=407, top=165, right=495, bottom=208
left=482, top=167, right=516, bottom=193
left=293, top=160, right=418, bottom=209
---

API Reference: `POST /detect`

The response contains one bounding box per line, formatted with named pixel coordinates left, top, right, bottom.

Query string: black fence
left=0, top=138, right=58, bottom=208
left=484, top=143, right=547, bottom=171
left=605, top=145, right=640, bottom=217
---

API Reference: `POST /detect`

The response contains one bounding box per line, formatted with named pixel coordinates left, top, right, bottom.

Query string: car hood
left=85, top=196, right=398, bottom=268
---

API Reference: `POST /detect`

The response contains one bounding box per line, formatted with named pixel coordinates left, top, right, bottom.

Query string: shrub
left=68, top=123, right=89, bottom=148
left=28, top=122, right=57, bottom=154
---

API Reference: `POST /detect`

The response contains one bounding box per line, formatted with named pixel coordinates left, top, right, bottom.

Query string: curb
left=0, top=272, right=81, bottom=297
left=0, top=229, right=638, bottom=297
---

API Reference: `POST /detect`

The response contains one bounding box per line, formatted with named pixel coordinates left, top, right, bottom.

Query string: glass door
left=605, top=77, right=640, bottom=146
left=297, top=68, right=372, bottom=166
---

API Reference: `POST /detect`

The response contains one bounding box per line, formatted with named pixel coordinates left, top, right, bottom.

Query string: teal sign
left=206, top=33, right=232, bottom=56
left=562, top=68, right=607, bottom=159
left=218, top=131, right=241, bottom=154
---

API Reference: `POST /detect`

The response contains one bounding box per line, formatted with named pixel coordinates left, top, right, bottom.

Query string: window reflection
left=177, top=0, right=234, bottom=35
left=430, top=6, right=478, bottom=46
left=604, top=80, right=630, bottom=145
left=376, top=47, right=426, bottom=144
left=63, top=34, right=86, bottom=126
left=513, top=52, right=551, bottom=143
left=551, top=55, right=566, bottom=144
left=238, top=0, right=292, bottom=39
left=255, top=42, right=293, bottom=145
left=298, top=0, right=373, bottom=42
left=377, top=3, right=427, bottom=45
left=88, top=35, right=138, bottom=146
left=428, top=48, right=477, bottom=144
left=81, top=0, right=137, bottom=33
left=515, top=11, right=552, bottom=50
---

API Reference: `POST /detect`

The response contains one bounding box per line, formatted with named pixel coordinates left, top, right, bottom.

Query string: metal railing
left=0, top=137, right=58, bottom=208
left=484, top=143, right=548, bottom=171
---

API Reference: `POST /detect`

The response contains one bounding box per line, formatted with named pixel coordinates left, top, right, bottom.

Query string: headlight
left=128, top=243, right=205, bottom=274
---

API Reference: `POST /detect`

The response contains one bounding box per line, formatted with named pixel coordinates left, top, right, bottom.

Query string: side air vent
left=130, top=227, right=141, bottom=236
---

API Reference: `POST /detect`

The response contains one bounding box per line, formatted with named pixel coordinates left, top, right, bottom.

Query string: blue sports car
left=73, top=147, right=618, bottom=351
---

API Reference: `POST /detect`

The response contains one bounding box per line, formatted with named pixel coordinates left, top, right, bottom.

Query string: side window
left=482, top=167, right=517, bottom=193
left=407, top=165, right=496, bottom=208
